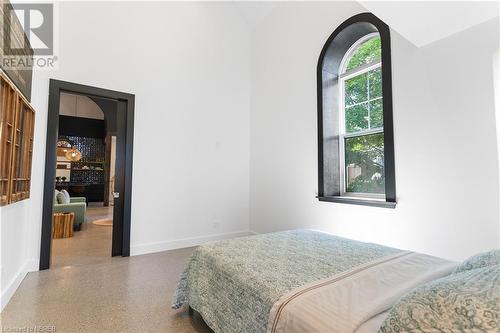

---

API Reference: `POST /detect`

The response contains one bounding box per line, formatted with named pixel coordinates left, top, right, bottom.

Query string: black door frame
left=39, top=79, right=135, bottom=270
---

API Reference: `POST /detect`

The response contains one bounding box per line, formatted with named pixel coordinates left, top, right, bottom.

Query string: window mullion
left=345, top=96, right=382, bottom=109
left=339, top=76, right=346, bottom=194
left=344, top=128, right=383, bottom=139
left=367, top=72, right=371, bottom=129
left=339, top=61, right=381, bottom=80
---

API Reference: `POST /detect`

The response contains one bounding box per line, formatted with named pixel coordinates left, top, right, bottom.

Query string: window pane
left=368, top=67, right=382, bottom=98
left=345, top=103, right=368, bottom=133
left=346, top=36, right=381, bottom=72
left=345, top=73, right=367, bottom=107
left=345, top=133, right=385, bottom=194
left=369, top=98, right=383, bottom=129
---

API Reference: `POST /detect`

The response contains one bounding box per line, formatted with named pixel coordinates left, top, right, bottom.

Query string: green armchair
left=54, top=190, right=87, bottom=230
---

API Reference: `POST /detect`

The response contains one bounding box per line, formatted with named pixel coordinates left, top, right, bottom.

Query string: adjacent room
left=0, top=1, right=499, bottom=332
left=52, top=92, right=118, bottom=268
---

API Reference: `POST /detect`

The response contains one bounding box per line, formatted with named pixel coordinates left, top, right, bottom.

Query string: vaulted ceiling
left=360, top=1, right=499, bottom=47
left=232, top=1, right=279, bottom=28
left=232, top=1, right=499, bottom=47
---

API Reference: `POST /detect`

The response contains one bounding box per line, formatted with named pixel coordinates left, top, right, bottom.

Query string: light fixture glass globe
left=65, top=146, right=82, bottom=162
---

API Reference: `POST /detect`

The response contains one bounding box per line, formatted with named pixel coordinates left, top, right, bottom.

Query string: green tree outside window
left=341, top=36, right=385, bottom=195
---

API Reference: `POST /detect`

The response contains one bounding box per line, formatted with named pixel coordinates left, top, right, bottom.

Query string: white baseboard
left=24, top=259, right=39, bottom=272
left=130, top=230, right=252, bottom=256
left=0, top=259, right=37, bottom=312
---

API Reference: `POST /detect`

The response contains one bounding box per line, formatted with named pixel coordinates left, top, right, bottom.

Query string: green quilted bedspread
left=172, top=229, right=401, bottom=333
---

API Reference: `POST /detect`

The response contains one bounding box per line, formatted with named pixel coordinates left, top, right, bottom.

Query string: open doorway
left=40, top=80, right=134, bottom=270
left=52, top=93, right=116, bottom=267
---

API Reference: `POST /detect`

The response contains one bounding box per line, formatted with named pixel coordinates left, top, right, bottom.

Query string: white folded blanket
left=267, top=252, right=456, bottom=333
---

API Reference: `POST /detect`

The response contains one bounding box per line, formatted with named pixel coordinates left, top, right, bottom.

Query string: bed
left=172, top=230, right=499, bottom=333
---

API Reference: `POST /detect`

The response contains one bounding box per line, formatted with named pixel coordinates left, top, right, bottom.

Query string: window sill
left=317, top=196, right=396, bottom=208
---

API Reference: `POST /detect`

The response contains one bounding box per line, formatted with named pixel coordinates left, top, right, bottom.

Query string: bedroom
left=0, top=1, right=499, bottom=332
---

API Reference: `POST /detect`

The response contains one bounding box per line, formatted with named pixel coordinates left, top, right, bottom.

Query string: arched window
left=317, top=13, right=396, bottom=208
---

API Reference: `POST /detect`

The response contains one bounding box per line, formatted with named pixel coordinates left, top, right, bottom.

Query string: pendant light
left=65, top=146, right=82, bottom=162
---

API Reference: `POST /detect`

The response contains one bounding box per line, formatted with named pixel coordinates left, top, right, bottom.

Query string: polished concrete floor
left=1, top=203, right=212, bottom=332
left=51, top=204, right=114, bottom=268
left=1, top=247, right=212, bottom=332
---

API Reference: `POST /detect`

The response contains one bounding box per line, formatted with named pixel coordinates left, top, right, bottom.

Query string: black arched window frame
left=317, top=13, right=396, bottom=208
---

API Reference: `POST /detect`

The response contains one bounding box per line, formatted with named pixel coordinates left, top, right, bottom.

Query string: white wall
left=0, top=202, right=38, bottom=310
left=250, top=1, right=500, bottom=261
left=1, top=1, right=251, bottom=308
left=494, top=48, right=500, bottom=248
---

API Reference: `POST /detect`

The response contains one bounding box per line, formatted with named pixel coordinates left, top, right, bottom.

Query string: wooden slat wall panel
left=0, top=73, right=36, bottom=205
left=0, top=77, right=17, bottom=205
left=9, top=91, right=22, bottom=202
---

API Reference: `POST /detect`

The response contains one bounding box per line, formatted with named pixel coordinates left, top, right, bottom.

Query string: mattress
left=172, top=230, right=455, bottom=333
